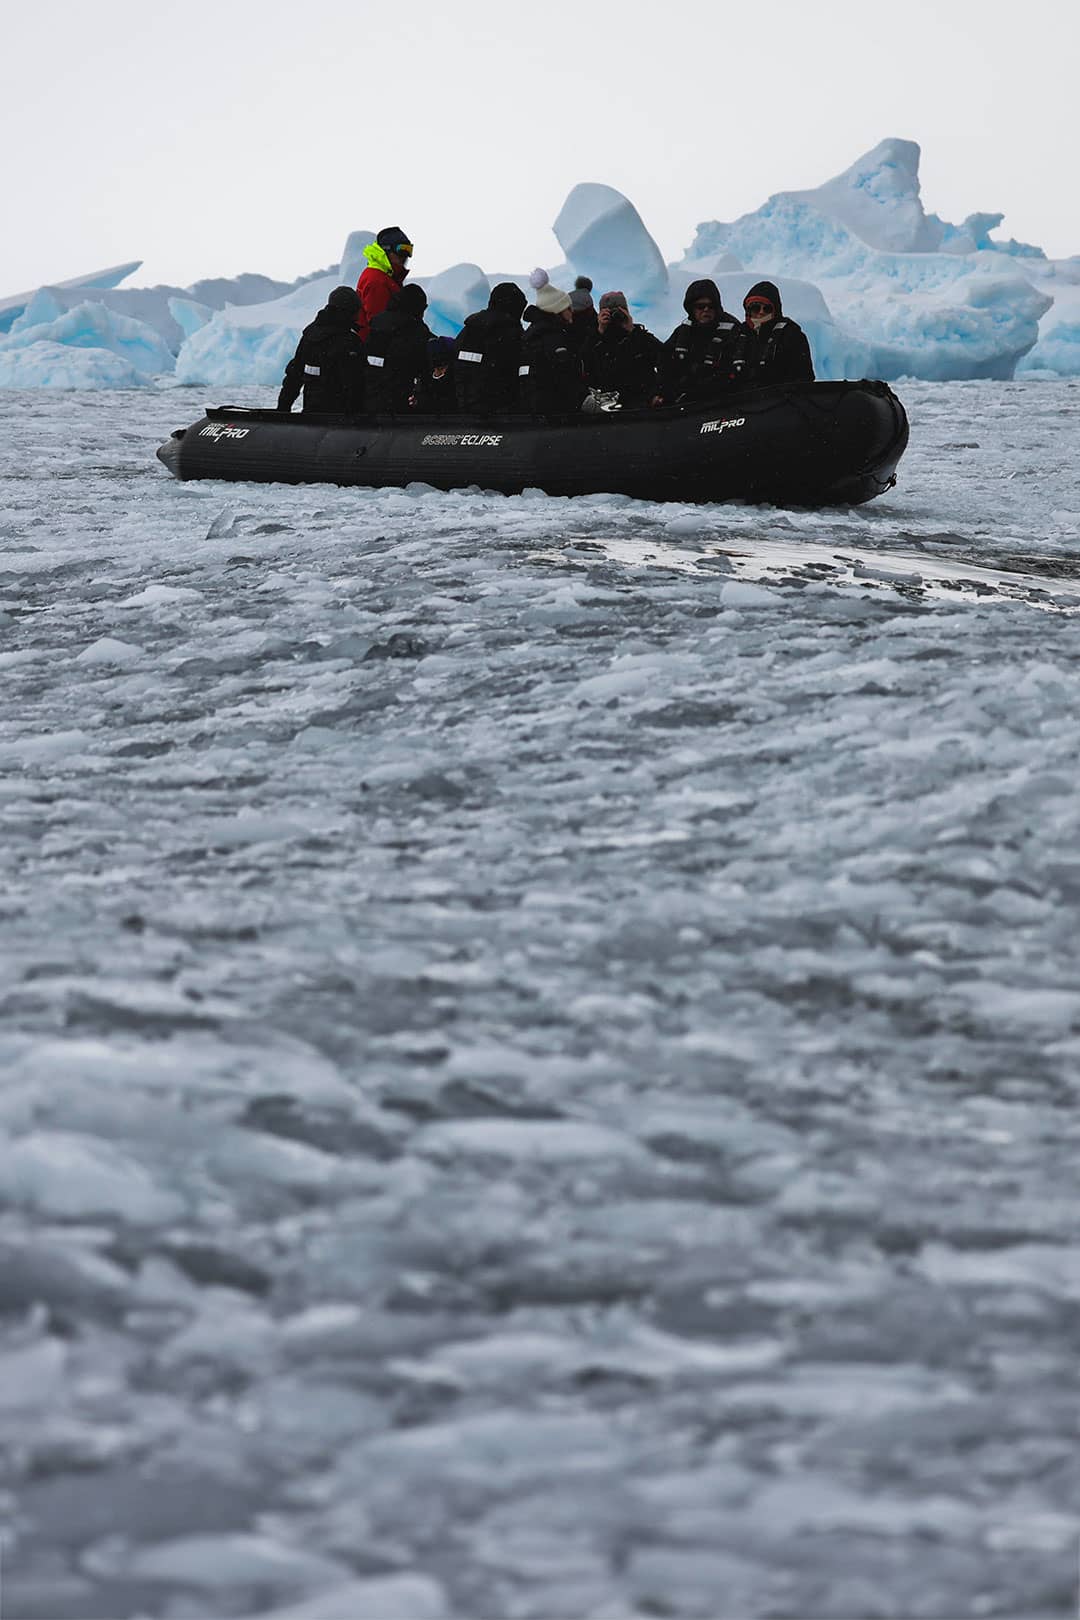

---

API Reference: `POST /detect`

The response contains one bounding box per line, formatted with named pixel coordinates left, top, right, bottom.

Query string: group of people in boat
left=277, top=225, right=815, bottom=419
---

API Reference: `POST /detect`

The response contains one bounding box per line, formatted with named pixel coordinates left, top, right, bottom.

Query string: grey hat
left=569, top=287, right=595, bottom=313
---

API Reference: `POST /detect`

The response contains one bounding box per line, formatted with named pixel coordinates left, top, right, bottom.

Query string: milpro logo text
left=421, top=433, right=503, bottom=447
left=199, top=423, right=250, bottom=441
left=700, top=417, right=746, bottom=435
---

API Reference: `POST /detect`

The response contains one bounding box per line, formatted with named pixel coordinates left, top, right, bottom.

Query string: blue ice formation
left=555, top=183, right=670, bottom=304
left=0, top=261, right=142, bottom=334
left=1, top=140, right=1076, bottom=388
left=0, top=300, right=175, bottom=387
left=679, top=140, right=1056, bottom=380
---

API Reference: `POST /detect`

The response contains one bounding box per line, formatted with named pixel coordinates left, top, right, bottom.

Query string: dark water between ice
left=0, top=381, right=1078, bottom=1619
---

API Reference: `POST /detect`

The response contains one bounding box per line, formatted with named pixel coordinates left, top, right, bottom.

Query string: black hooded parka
left=366, top=285, right=433, bottom=413
left=454, top=283, right=527, bottom=413
left=660, top=279, right=742, bottom=403
left=519, top=307, right=587, bottom=415
left=581, top=316, right=662, bottom=408
left=277, top=289, right=366, bottom=415
left=730, top=281, right=815, bottom=387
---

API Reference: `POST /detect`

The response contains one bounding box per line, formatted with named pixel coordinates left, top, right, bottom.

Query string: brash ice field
left=0, top=379, right=1079, bottom=1618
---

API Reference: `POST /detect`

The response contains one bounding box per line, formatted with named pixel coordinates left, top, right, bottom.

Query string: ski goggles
left=744, top=299, right=775, bottom=315
left=395, top=243, right=414, bottom=259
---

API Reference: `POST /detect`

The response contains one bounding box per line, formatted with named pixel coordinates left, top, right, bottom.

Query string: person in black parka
left=454, top=282, right=527, bottom=414
left=520, top=269, right=592, bottom=415
left=660, top=278, right=741, bottom=403
left=423, top=335, right=458, bottom=413
left=277, top=286, right=366, bottom=415
left=581, top=290, right=663, bottom=408
left=366, top=283, right=432, bottom=412
left=730, top=280, right=815, bottom=387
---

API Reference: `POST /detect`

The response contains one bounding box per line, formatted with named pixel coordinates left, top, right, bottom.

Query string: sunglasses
left=692, top=300, right=717, bottom=313
left=745, top=300, right=774, bottom=315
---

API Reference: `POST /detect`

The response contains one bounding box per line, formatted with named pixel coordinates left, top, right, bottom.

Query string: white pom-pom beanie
left=529, top=267, right=571, bottom=316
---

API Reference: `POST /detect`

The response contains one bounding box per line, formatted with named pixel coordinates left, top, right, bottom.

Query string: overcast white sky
left=2, top=0, right=1077, bottom=296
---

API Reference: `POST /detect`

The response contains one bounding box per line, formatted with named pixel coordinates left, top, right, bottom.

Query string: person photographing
left=583, top=291, right=663, bottom=409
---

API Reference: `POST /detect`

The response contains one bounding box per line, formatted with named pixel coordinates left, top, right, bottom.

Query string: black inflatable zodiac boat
left=157, top=379, right=908, bottom=507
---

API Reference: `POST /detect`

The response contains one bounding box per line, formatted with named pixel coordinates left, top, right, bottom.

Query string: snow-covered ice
left=1, top=378, right=1079, bottom=1618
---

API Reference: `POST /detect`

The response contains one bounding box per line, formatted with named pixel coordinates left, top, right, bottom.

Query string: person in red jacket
left=355, top=226, right=413, bottom=342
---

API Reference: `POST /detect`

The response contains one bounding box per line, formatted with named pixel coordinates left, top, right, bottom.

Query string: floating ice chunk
left=207, top=1128, right=381, bottom=1193
left=201, top=811, right=311, bottom=847
left=158, top=1300, right=276, bottom=1370
left=665, top=512, right=716, bottom=536
left=115, top=583, right=202, bottom=607
left=0, top=728, right=91, bottom=765
left=127, top=1533, right=349, bottom=1595
left=342, top=1408, right=616, bottom=1481
left=949, top=982, right=1080, bottom=1029
left=0, top=1234, right=132, bottom=1315
left=919, top=1241, right=1080, bottom=1299
left=76, top=636, right=143, bottom=665
left=398, top=1324, right=781, bottom=1391
left=0, top=1130, right=183, bottom=1224
left=259, top=1575, right=448, bottom=1620
left=720, top=580, right=779, bottom=607
left=554, top=182, right=669, bottom=303
left=0, top=647, right=59, bottom=668
left=0, top=1336, right=68, bottom=1411
left=750, top=1476, right=980, bottom=1537
left=413, top=1118, right=647, bottom=1163
left=573, top=664, right=658, bottom=702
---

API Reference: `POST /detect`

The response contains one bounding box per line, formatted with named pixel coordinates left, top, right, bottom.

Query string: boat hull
left=157, top=380, right=908, bottom=508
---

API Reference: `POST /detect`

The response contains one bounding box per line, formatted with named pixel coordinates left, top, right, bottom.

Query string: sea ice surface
left=0, top=379, right=1078, bottom=1618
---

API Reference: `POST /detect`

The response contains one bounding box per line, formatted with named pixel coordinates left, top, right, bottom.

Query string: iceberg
left=422, top=263, right=494, bottom=339
left=173, top=231, right=374, bottom=387
left=0, top=341, right=150, bottom=390
left=173, top=292, right=322, bottom=388
left=1, top=141, right=1076, bottom=390
left=0, top=260, right=142, bottom=334
left=168, top=297, right=215, bottom=343
left=680, top=138, right=1060, bottom=381
left=1016, top=263, right=1080, bottom=375
left=0, top=300, right=174, bottom=385
left=6, top=269, right=334, bottom=361
left=786, top=138, right=959, bottom=254
left=554, top=183, right=669, bottom=304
